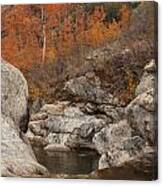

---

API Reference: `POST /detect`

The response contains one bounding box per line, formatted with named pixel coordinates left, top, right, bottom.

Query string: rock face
left=27, top=59, right=157, bottom=174
left=126, top=89, right=156, bottom=145
left=27, top=101, right=105, bottom=151
left=96, top=59, right=157, bottom=170
left=93, top=119, right=146, bottom=169
left=126, top=59, right=157, bottom=145
left=93, top=120, right=132, bottom=154
left=1, top=60, right=49, bottom=177
left=27, top=72, right=125, bottom=152
left=63, top=72, right=121, bottom=106
left=1, top=61, right=29, bottom=131
left=135, top=59, right=156, bottom=96
left=90, top=147, right=157, bottom=180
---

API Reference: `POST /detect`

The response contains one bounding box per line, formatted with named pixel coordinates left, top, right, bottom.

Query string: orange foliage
left=1, top=4, right=131, bottom=69
left=119, top=4, right=131, bottom=29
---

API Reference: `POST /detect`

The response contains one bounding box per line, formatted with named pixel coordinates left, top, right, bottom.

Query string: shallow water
left=33, top=147, right=157, bottom=180
left=33, top=147, right=100, bottom=176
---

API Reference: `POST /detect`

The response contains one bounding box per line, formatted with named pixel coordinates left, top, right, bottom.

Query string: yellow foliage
left=29, top=84, right=43, bottom=101
left=47, top=48, right=57, bottom=63
left=106, top=19, right=121, bottom=40
left=119, top=4, right=131, bottom=29
left=126, top=69, right=138, bottom=99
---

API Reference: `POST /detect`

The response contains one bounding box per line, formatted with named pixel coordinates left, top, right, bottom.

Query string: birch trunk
left=41, top=6, right=46, bottom=63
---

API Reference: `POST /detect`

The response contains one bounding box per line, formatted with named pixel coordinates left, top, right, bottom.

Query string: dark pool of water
left=33, top=147, right=100, bottom=175
left=33, top=147, right=157, bottom=180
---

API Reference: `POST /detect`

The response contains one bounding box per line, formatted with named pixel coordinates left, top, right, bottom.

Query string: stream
left=33, top=147, right=157, bottom=180
left=33, top=147, right=100, bottom=178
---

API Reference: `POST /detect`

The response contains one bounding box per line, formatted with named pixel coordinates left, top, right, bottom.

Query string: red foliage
left=1, top=4, right=131, bottom=69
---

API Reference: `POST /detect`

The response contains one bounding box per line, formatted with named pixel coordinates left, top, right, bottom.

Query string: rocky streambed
left=26, top=59, right=157, bottom=179
left=1, top=59, right=157, bottom=180
left=32, top=146, right=157, bottom=180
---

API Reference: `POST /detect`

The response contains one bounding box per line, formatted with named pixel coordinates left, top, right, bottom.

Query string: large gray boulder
left=1, top=60, right=49, bottom=177
left=1, top=115, right=48, bottom=177
left=93, top=120, right=145, bottom=169
left=1, top=60, right=28, bottom=131
left=93, top=120, right=132, bottom=154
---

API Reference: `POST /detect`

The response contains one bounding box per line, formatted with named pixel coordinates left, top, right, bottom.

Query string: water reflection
left=33, top=147, right=100, bottom=175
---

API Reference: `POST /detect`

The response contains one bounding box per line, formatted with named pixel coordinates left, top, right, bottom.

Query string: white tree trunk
left=41, top=6, right=46, bottom=63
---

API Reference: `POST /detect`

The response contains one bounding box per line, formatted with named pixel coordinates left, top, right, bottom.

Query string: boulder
left=93, top=120, right=132, bottom=154
left=126, top=60, right=157, bottom=145
left=27, top=102, right=106, bottom=150
left=1, top=115, right=48, bottom=177
left=93, top=119, right=146, bottom=169
left=126, top=89, right=156, bottom=145
left=63, top=72, right=121, bottom=105
left=90, top=146, right=157, bottom=180
left=81, top=102, right=124, bottom=123
left=135, top=59, right=156, bottom=96
left=98, top=136, right=145, bottom=169
left=94, top=60, right=157, bottom=170
left=44, top=144, right=71, bottom=152
left=1, top=60, right=49, bottom=177
left=30, top=112, right=48, bottom=121
left=1, top=60, right=28, bottom=131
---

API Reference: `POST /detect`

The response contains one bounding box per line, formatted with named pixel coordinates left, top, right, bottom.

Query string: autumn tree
left=2, top=3, right=132, bottom=69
